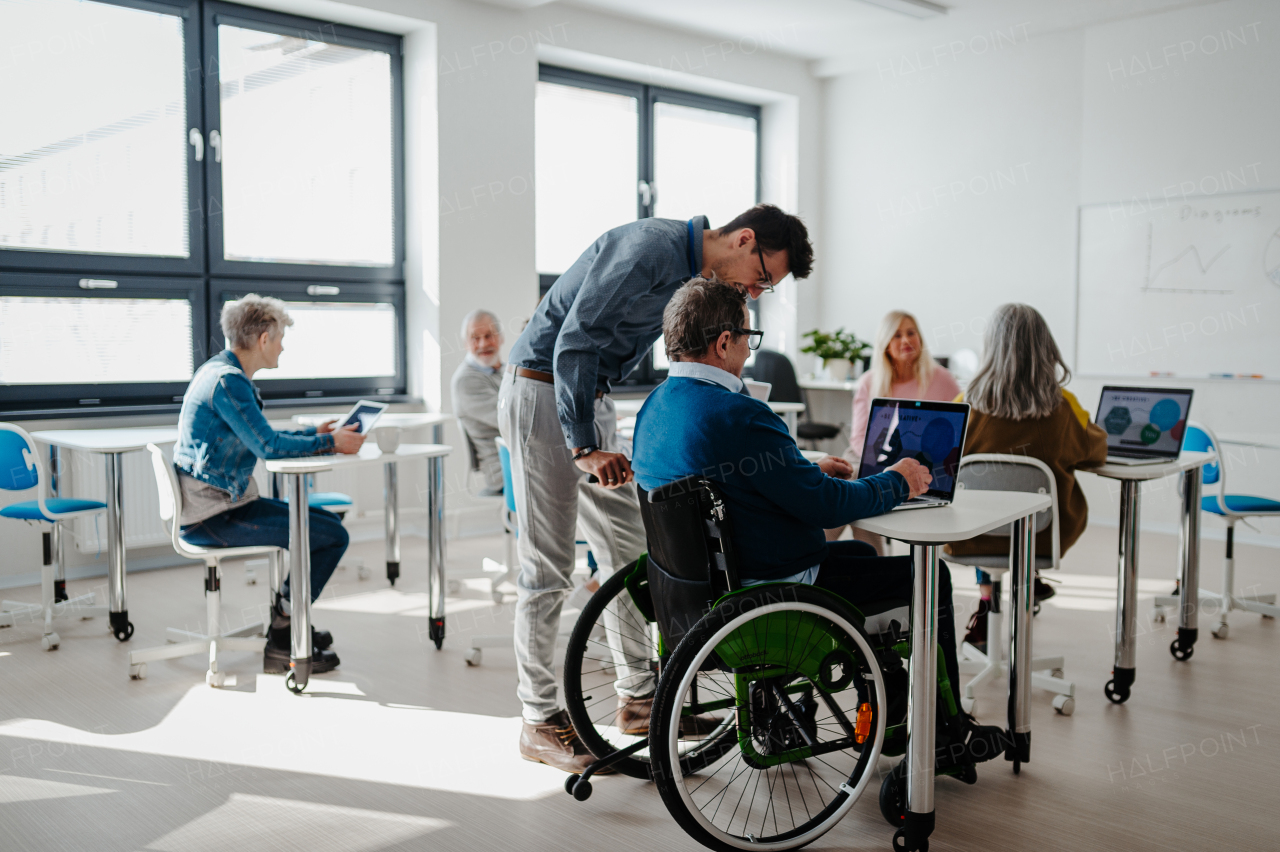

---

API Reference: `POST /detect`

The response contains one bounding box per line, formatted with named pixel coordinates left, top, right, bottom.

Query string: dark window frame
left=535, top=65, right=762, bottom=390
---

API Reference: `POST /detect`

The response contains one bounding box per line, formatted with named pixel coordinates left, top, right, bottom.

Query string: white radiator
left=66, top=449, right=170, bottom=553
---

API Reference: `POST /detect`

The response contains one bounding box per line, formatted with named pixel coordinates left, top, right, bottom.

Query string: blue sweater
left=632, top=376, right=910, bottom=581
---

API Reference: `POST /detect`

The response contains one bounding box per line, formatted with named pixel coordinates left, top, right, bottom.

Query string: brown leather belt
left=509, top=364, right=604, bottom=398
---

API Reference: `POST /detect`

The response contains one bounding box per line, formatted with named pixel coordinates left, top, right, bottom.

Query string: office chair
left=750, top=349, right=843, bottom=449
left=0, top=423, right=109, bottom=650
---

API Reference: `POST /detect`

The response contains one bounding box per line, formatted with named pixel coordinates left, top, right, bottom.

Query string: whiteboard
left=1076, top=190, right=1280, bottom=378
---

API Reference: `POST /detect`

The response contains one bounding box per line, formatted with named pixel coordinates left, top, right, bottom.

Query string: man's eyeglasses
left=755, top=247, right=775, bottom=294
left=733, top=327, right=765, bottom=351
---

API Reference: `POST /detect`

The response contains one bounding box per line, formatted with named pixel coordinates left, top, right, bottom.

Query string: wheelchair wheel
left=651, top=584, right=887, bottom=852
left=563, top=561, right=737, bottom=781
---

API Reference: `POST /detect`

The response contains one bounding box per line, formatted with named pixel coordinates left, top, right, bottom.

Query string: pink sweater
left=845, top=363, right=962, bottom=467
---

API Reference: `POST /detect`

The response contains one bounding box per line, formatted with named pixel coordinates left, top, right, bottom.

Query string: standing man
left=451, top=309, right=505, bottom=496
left=499, top=203, right=814, bottom=773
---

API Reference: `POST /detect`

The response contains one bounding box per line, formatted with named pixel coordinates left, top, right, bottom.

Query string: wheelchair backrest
left=639, top=476, right=741, bottom=653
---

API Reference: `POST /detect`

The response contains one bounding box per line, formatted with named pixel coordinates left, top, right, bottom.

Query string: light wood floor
left=0, top=523, right=1276, bottom=852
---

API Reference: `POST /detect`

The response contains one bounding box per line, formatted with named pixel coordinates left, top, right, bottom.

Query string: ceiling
left=481, top=0, right=1230, bottom=75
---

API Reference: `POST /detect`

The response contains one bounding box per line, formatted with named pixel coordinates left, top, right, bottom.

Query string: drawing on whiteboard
left=1266, top=228, right=1280, bottom=287
left=1143, top=222, right=1232, bottom=294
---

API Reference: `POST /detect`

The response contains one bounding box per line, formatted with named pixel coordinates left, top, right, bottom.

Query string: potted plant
left=800, top=328, right=869, bottom=382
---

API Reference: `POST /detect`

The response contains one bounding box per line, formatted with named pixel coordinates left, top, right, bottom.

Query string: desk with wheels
left=292, top=413, right=449, bottom=586
left=265, top=443, right=450, bottom=693
left=1079, top=450, right=1216, bottom=704
left=851, top=490, right=1050, bottom=852
left=29, top=427, right=180, bottom=643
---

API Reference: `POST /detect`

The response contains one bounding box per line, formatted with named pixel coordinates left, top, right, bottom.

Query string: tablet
left=334, top=399, right=388, bottom=434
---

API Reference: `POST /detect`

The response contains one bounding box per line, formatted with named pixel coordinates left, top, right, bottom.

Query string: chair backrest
left=749, top=349, right=803, bottom=404
left=0, top=423, right=41, bottom=493
left=956, top=453, right=1060, bottom=567
left=1182, top=421, right=1219, bottom=485
left=494, top=436, right=516, bottom=513
left=146, top=443, right=196, bottom=559
left=639, top=476, right=740, bottom=651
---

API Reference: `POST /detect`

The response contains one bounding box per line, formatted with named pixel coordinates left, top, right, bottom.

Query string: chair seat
left=797, top=422, right=841, bottom=441
left=176, top=538, right=283, bottom=560
left=1202, top=494, right=1280, bottom=515
left=309, top=492, right=354, bottom=508
left=0, top=498, right=107, bottom=522
left=945, top=554, right=1055, bottom=571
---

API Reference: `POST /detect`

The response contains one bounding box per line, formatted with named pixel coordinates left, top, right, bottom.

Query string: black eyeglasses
left=755, top=247, right=775, bottom=294
left=733, top=327, right=765, bottom=350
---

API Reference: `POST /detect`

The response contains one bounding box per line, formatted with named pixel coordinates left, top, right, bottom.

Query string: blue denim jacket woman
left=175, top=294, right=365, bottom=674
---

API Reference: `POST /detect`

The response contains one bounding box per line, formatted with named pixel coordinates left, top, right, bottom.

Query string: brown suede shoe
left=616, top=696, right=725, bottom=740
left=519, top=710, right=613, bottom=775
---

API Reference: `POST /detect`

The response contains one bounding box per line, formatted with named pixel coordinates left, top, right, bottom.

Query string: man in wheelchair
left=631, top=277, right=1006, bottom=768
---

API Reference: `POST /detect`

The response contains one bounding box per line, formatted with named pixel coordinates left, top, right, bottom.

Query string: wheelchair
left=562, top=475, right=982, bottom=851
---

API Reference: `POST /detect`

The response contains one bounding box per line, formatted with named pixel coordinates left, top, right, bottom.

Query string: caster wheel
left=1212, top=624, right=1228, bottom=640
left=357, top=566, right=371, bottom=581
left=1170, top=638, right=1194, bottom=661
left=206, top=670, right=226, bottom=688
left=130, top=663, right=147, bottom=680
left=570, top=778, right=592, bottom=801
left=465, top=648, right=482, bottom=667
left=1104, top=679, right=1129, bottom=704
left=285, top=672, right=306, bottom=694
left=42, top=633, right=60, bottom=651
left=1053, top=695, right=1075, bottom=716
left=1050, top=668, right=1065, bottom=679
left=879, top=763, right=907, bottom=828
left=491, top=590, right=505, bottom=604
left=960, top=696, right=975, bottom=714
left=1152, top=609, right=1166, bottom=624
left=113, top=621, right=134, bottom=642
left=447, top=579, right=462, bottom=595
left=1033, top=601, right=1041, bottom=617
left=891, top=829, right=927, bottom=852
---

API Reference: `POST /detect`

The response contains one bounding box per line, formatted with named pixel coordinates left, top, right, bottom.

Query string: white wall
left=821, top=0, right=1280, bottom=546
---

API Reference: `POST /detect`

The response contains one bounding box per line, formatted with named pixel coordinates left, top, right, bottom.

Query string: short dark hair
left=663, top=277, right=748, bottom=361
left=717, top=203, right=813, bottom=280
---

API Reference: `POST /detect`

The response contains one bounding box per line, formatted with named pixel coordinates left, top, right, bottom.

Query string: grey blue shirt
left=508, top=216, right=708, bottom=449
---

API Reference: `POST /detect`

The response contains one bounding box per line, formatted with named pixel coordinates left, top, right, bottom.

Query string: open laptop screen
left=858, top=399, right=970, bottom=498
left=1097, top=386, right=1193, bottom=457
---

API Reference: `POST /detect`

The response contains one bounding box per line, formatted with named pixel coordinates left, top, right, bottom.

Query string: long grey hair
left=965, top=304, right=1070, bottom=420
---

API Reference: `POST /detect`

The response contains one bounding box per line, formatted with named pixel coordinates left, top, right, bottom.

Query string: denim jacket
left=173, top=351, right=334, bottom=499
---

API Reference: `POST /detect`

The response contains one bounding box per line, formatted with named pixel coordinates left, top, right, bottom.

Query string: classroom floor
left=0, top=523, right=1276, bottom=852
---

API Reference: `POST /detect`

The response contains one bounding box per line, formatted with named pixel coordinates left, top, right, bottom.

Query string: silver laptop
left=1096, top=386, right=1193, bottom=466
left=857, top=398, right=971, bottom=511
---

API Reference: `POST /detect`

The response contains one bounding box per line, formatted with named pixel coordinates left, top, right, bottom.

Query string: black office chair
left=751, top=349, right=842, bottom=449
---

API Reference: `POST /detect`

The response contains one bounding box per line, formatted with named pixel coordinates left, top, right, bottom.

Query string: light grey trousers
left=497, top=372, right=653, bottom=723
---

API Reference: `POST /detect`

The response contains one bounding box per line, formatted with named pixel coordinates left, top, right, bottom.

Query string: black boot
left=264, top=603, right=339, bottom=674
left=269, top=598, right=334, bottom=649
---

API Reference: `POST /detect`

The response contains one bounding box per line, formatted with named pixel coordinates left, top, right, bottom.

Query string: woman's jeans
left=180, top=497, right=348, bottom=604
left=815, top=539, right=962, bottom=697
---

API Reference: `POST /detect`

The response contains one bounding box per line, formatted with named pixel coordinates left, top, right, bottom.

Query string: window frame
left=0, top=271, right=207, bottom=415
left=208, top=278, right=406, bottom=403
left=535, top=65, right=762, bottom=390
left=0, top=0, right=205, bottom=277
left=202, top=1, right=405, bottom=282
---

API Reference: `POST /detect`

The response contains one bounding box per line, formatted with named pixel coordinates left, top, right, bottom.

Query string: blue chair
left=1177, top=422, right=1279, bottom=639
left=0, top=423, right=109, bottom=650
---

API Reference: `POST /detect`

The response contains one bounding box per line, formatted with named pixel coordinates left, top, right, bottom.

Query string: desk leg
left=784, top=411, right=797, bottom=439
left=1171, top=468, right=1201, bottom=661
left=1107, top=480, right=1141, bottom=703
left=105, top=452, right=133, bottom=641
left=1007, top=515, right=1034, bottom=770
left=286, top=474, right=312, bottom=693
left=431, top=422, right=443, bottom=445
left=900, top=543, right=938, bottom=851
left=49, top=447, right=68, bottom=604
left=426, top=454, right=446, bottom=650
left=384, top=462, right=400, bottom=585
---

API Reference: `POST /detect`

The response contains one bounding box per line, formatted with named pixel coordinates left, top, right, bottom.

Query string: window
left=0, top=0, right=405, bottom=417
left=535, top=66, right=760, bottom=388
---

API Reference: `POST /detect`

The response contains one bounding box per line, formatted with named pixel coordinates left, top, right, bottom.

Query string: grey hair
left=965, top=303, right=1070, bottom=421
left=460, top=309, right=502, bottom=340
left=868, top=310, right=934, bottom=399
left=221, top=294, right=292, bottom=350
left=662, top=275, right=747, bottom=361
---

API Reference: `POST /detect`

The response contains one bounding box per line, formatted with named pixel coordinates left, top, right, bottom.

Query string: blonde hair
left=965, top=303, right=1070, bottom=420
left=869, top=310, right=934, bottom=398
left=221, top=294, right=293, bottom=350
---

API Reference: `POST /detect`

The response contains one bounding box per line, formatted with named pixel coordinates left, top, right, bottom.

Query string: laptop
left=1096, top=386, right=1194, bottom=465
left=857, top=398, right=971, bottom=511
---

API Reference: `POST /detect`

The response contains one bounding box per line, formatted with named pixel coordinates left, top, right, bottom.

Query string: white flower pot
left=824, top=358, right=852, bottom=382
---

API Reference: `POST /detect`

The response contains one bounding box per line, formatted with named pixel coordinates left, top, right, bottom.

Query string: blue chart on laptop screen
left=861, top=403, right=966, bottom=493
left=1098, top=389, right=1190, bottom=454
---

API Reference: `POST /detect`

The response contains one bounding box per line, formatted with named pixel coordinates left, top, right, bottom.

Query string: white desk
left=1080, top=450, right=1216, bottom=703
left=291, top=412, right=450, bottom=585
left=265, top=443, right=451, bottom=692
left=30, top=427, right=181, bottom=641
left=613, top=398, right=807, bottom=437
left=853, top=489, right=1050, bottom=851
left=799, top=378, right=859, bottom=392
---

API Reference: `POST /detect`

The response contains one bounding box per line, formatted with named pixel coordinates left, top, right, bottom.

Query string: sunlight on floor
left=0, top=774, right=117, bottom=804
